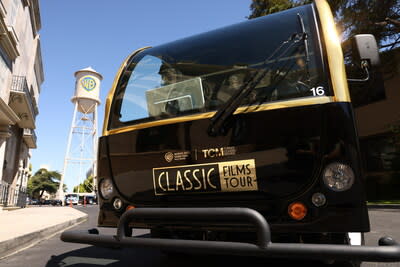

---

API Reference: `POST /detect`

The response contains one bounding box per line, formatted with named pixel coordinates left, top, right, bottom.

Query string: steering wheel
left=295, top=80, right=310, bottom=93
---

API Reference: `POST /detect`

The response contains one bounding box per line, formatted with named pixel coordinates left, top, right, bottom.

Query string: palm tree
left=27, top=168, right=61, bottom=199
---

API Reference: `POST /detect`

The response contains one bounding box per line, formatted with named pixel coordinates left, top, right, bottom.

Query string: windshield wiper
left=207, top=32, right=306, bottom=136
left=297, top=13, right=311, bottom=82
left=297, top=13, right=310, bottom=64
left=244, top=14, right=311, bottom=109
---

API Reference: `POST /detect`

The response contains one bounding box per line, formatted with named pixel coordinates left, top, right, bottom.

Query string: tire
left=333, top=233, right=364, bottom=267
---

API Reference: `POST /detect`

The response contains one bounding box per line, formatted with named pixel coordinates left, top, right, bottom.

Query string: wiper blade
left=297, top=13, right=310, bottom=64
left=207, top=33, right=305, bottom=136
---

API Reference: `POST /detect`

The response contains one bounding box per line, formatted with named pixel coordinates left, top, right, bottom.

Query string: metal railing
left=23, top=128, right=37, bottom=144
left=0, top=181, right=9, bottom=206
left=11, top=75, right=39, bottom=117
left=0, top=181, right=27, bottom=207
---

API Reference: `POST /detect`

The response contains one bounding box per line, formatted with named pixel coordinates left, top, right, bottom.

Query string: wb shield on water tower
left=72, top=68, right=101, bottom=113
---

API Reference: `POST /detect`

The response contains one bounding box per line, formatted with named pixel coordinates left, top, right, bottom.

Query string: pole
left=93, top=103, right=98, bottom=194
left=58, top=102, right=79, bottom=205
left=77, top=106, right=86, bottom=194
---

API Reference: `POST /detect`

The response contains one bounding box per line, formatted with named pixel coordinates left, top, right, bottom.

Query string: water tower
left=57, top=67, right=102, bottom=202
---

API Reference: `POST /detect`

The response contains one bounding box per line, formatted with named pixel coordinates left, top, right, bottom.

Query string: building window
left=361, top=134, right=400, bottom=201
left=0, top=45, right=12, bottom=70
left=0, top=46, right=11, bottom=93
left=360, top=135, right=399, bottom=172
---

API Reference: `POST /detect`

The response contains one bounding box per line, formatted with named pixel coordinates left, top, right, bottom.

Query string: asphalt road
left=0, top=205, right=399, bottom=267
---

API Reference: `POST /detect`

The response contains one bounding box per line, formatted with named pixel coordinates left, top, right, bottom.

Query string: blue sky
left=31, top=0, right=252, bottom=192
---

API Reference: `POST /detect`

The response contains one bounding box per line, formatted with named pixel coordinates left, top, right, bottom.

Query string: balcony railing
left=9, top=76, right=38, bottom=129
left=23, top=128, right=37, bottom=148
left=11, top=76, right=39, bottom=115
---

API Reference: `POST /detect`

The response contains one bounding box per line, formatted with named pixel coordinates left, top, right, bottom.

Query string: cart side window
left=119, top=55, right=163, bottom=122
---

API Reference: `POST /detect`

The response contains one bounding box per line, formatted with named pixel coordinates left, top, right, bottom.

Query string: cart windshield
left=110, top=4, right=327, bottom=129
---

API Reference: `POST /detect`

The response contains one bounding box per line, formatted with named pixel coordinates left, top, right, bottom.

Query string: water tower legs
left=57, top=101, right=98, bottom=203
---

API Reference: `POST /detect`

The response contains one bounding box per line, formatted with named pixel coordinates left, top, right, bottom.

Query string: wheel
left=151, top=229, right=190, bottom=258
left=295, top=80, right=311, bottom=95
left=150, top=228, right=170, bottom=238
left=333, top=233, right=364, bottom=267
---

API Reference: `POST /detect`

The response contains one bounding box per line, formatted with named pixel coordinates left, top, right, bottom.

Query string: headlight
left=311, top=192, right=327, bottom=207
left=99, top=178, right=114, bottom=199
left=113, top=198, right=123, bottom=210
left=322, top=162, right=355, bottom=192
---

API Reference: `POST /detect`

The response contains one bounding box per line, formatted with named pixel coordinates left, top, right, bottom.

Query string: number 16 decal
left=310, top=86, right=325, bottom=96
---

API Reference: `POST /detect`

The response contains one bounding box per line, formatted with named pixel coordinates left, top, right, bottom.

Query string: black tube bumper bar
left=61, top=207, right=400, bottom=262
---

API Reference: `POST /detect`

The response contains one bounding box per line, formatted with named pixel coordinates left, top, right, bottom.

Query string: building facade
left=354, top=47, right=400, bottom=201
left=0, top=0, right=43, bottom=207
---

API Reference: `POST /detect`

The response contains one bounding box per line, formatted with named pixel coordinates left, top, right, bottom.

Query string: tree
left=335, top=0, right=399, bottom=49
left=27, top=168, right=62, bottom=199
left=248, top=0, right=311, bottom=19
left=73, top=175, right=94, bottom=193
left=248, top=0, right=399, bottom=50
left=248, top=0, right=399, bottom=97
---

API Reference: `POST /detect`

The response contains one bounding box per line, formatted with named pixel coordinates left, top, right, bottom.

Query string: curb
left=0, top=213, right=88, bottom=259
left=367, top=204, right=400, bottom=209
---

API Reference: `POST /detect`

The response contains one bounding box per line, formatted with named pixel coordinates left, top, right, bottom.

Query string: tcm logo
left=202, top=148, right=224, bottom=159
left=81, top=76, right=96, bottom=92
left=201, top=146, right=236, bottom=159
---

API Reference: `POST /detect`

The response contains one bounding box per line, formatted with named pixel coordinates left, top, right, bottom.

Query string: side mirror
left=352, top=34, right=380, bottom=67
left=345, top=34, right=386, bottom=108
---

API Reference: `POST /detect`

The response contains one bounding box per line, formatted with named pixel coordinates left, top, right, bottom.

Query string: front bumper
left=61, top=207, right=400, bottom=262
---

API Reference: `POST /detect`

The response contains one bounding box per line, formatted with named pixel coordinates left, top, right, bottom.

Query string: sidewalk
left=367, top=204, right=400, bottom=209
left=0, top=206, right=87, bottom=259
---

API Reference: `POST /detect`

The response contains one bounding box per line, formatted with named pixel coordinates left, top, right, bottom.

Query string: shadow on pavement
left=46, top=245, right=165, bottom=267
left=46, top=228, right=355, bottom=267
left=45, top=243, right=353, bottom=267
